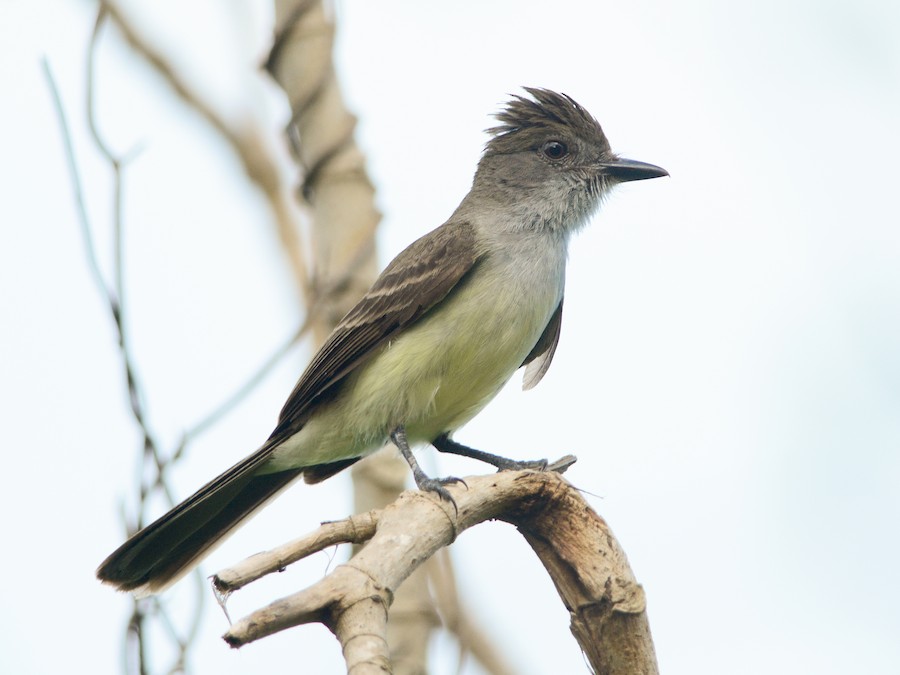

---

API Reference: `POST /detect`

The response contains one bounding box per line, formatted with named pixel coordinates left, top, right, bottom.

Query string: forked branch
left=215, top=469, right=658, bottom=675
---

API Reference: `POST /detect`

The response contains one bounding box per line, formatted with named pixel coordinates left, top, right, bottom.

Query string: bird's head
left=472, top=87, right=667, bottom=233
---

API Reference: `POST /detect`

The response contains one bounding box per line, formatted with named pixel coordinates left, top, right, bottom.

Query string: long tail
left=96, top=463, right=303, bottom=597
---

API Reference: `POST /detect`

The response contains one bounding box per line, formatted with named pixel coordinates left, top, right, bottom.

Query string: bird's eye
left=541, top=140, right=569, bottom=160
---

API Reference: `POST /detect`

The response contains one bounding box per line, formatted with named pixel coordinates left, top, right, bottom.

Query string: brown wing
left=272, top=220, right=481, bottom=438
left=521, top=298, right=563, bottom=391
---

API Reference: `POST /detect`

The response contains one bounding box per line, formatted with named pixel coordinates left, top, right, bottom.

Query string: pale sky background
left=2, top=1, right=899, bottom=674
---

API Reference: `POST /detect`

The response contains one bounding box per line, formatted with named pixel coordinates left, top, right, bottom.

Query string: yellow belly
left=264, top=252, right=563, bottom=471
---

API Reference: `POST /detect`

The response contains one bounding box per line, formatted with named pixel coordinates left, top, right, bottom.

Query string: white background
left=2, top=1, right=899, bottom=673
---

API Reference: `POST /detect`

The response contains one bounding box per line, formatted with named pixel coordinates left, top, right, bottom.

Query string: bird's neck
left=453, top=180, right=599, bottom=241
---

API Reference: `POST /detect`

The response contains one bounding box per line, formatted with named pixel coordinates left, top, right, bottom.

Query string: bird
left=97, top=87, right=667, bottom=596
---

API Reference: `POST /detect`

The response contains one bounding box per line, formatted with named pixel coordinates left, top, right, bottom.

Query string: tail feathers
left=97, top=468, right=303, bottom=597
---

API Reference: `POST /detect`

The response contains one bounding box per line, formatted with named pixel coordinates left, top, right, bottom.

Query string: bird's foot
left=392, top=425, right=466, bottom=512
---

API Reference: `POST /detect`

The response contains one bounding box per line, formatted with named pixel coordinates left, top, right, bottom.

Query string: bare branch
left=214, top=510, right=380, bottom=593
left=217, top=470, right=658, bottom=675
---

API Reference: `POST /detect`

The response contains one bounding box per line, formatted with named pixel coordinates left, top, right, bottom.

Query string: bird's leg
left=391, top=426, right=466, bottom=508
left=433, top=434, right=574, bottom=473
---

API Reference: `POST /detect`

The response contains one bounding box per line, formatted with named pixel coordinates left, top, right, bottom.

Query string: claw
left=440, top=476, right=468, bottom=489
left=416, top=476, right=460, bottom=513
left=415, top=475, right=464, bottom=513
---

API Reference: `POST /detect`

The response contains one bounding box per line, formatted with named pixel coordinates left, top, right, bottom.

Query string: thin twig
left=181, top=322, right=307, bottom=447
left=41, top=58, right=109, bottom=304
left=85, top=7, right=172, bottom=514
left=87, top=9, right=127, bottom=312
left=46, top=45, right=165, bottom=493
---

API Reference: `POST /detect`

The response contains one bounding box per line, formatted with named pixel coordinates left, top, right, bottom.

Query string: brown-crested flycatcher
left=97, top=88, right=667, bottom=596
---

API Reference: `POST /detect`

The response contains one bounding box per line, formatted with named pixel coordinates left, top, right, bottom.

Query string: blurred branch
left=98, top=0, right=313, bottom=301
left=41, top=60, right=108, bottom=304
left=428, top=549, right=518, bottom=675
left=87, top=7, right=134, bottom=305
left=267, top=0, right=380, bottom=341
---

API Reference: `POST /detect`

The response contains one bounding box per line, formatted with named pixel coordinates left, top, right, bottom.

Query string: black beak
left=598, top=157, right=669, bottom=182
